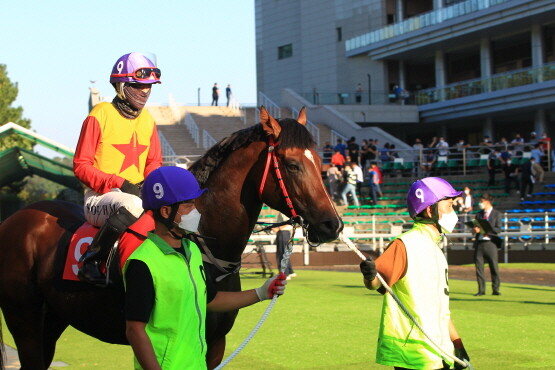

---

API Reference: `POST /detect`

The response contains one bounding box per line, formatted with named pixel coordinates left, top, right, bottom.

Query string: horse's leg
left=41, top=308, right=69, bottom=368
left=3, top=303, right=46, bottom=369
left=206, top=336, right=226, bottom=370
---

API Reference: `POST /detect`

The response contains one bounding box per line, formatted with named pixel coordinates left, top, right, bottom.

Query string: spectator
left=487, top=148, right=499, bottom=186
left=539, top=132, right=551, bottom=154
left=480, top=135, right=493, bottom=149
left=420, top=149, right=436, bottom=177
left=379, top=143, right=393, bottom=164
left=225, top=84, right=232, bottom=107
left=360, top=139, right=369, bottom=170
left=211, top=83, right=219, bottom=106
left=511, top=133, right=524, bottom=154
left=502, top=157, right=520, bottom=195
left=412, top=138, right=424, bottom=175
left=322, top=141, right=333, bottom=164
left=367, top=162, right=380, bottom=205
left=334, top=138, right=347, bottom=157
left=520, top=158, right=534, bottom=200
left=530, top=143, right=545, bottom=182
left=351, top=162, right=364, bottom=201
left=341, top=163, right=360, bottom=207
left=529, top=131, right=538, bottom=145
left=326, top=162, right=341, bottom=203
left=436, top=137, right=450, bottom=158
left=347, top=136, right=360, bottom=164
left=367, top=138, right=378, bottom=164
left=374, top=163, right=384, bottom=197
left=331, top=149, right=346, bottom=169
left=472, top=193, right=502, bottom=296
left=355, top=83, right=362, bottom=104
left=427, top=136, right=438, bottom=149
left=454, top=186, right=473, bottom=229
left=497, top=137, right=509, bottom=150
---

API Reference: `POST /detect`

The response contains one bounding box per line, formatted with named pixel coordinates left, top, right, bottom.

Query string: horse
left=0, top=106, right=343, bottom=369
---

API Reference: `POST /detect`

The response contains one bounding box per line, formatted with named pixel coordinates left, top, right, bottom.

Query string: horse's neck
left=199, top=143, right=266, bottom=262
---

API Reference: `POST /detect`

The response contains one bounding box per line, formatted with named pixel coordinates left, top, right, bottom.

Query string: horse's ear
left=259, top=105, right=281, bottom=138
left=297, top=106, right=307, bottom=126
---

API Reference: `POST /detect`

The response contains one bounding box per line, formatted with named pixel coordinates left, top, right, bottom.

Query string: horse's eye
left=287, top=163, right=300, bottom=172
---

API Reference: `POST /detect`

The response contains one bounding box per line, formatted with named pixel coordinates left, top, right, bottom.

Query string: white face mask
left=438, top=211, right=458, bottom=233
left=478, top=202, right=485, bottom=210
left=464, top=190, right=470, bottom=195
left=177, top=208, right=202, bottom=233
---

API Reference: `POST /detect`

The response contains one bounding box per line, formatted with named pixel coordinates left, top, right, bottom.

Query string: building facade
left=255, top=0, right=555, bottom=146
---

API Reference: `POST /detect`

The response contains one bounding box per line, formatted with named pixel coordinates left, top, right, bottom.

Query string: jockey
left=74, top=52, right=163, bottom=286
left=124, top=166, right=287, bottom=369
left=359, top=177, right=471, bottom=369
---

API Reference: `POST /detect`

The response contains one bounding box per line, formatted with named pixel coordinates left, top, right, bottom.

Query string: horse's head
left=258, top=106, right=343, bottom=243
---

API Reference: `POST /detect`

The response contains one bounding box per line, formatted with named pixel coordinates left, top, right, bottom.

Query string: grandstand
left=146, top=102, right=555, bottom=269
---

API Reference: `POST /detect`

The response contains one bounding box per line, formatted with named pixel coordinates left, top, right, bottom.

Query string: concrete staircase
left=186, top=106, right=248, bottom=142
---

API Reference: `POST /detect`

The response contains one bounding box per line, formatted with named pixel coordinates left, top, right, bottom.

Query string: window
left=336, top=27, right=342, bottom=42
left=278, top=44, right=293, bottom=59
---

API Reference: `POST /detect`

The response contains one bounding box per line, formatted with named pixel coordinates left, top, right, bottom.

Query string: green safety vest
left=124, top=232, right=208, bottom=370
left=376, top=223, right=454, bottom=369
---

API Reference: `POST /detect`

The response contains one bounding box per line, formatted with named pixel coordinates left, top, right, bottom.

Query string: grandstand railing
left=185, top=112, right=200, bottom=147
left=290, top=106, right=320, bottom=147
left=158, top=131, right=177, bottom=159
left=202, top=130, right=217, bottom=150
left=162, top=155, right=201, bottom=167
left=258, top=92, right=281, bottom=119
left=360, top=142, right=551, bottom=177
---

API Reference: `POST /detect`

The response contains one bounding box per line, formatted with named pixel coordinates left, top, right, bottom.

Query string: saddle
left=61, top=212, right=155, bottom=282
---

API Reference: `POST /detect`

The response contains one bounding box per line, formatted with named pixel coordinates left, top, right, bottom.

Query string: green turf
left=2, top=268, right=554, bottom=369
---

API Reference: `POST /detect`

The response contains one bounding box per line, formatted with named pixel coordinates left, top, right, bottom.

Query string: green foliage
left=0, top=64, right=32, bottom=151
left=17, top=175, right=65, bottom=204
left=2, top=268, right=554, bottom=369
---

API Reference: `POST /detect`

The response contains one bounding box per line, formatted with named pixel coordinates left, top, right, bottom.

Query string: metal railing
left=202, top=130, right=217, bottom=150
left=298, top=91, right=414, bottom=106
left=415, top=62, right=555, bottom=105
left=162, top=155, right=201, bottom=167
left=330, top=130, right=349, bottom=149
left=290, top=107, right=321, bottom=147
left=346, top=0, right=511, bottom=51
left=184, top=111, right=200, bottom=147
left=158, top=130, right=177, bottom=159
left=258, top=92, right=281, bottom=118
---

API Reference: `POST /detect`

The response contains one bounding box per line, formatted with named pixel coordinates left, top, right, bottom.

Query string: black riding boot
left=78, top=206, right=138, bottom=287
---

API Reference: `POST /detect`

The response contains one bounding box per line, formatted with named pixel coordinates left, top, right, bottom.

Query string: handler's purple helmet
left=142, top=166, right=206, bottom=210
left=109, top=52, right=161, bottom=84
left=407, top=177, right=461, bottom=218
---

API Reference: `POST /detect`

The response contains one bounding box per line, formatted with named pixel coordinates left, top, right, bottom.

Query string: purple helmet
left=142, top=166, right=206, bottom=210
left=406, top=177, right=461, bottom=218
left=110, top=52, right=161, bottom=84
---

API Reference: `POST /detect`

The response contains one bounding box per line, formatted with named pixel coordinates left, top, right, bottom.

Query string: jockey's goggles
left=111, top=67, right=161, bottom=80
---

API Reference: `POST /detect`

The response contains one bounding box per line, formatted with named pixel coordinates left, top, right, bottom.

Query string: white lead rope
left=215, top=229, right=294, bottom=369
left=340, top=233, right=474, bottom=370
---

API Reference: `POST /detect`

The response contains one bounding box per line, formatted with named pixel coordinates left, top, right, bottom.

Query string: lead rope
left=215, top=223, right=298, bottom=370
left=339, top=233, right=474, bottom=370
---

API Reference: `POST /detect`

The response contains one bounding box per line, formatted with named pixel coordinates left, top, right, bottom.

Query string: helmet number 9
left=153, top=183, right=164, bottom=199
left=415, top=188, right=424, bottom=203
left=117, top=61, right=124, bottom=74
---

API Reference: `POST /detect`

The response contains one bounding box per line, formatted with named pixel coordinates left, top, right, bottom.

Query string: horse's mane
left=189, top=119, right=315, bottom=186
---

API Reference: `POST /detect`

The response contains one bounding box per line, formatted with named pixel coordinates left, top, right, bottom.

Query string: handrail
left=330, top=130, right=349, bottom=147
left=290, top=107, right=320, bottom=147
left=184, top=111, right=200, bottom=147
left=258, top=92, right=281, bottom=118
left=202, top=130, right=217, bottom=150
left=158, top=130, right=177, bottom=158
left=415, top=61, right=555, bottom=105
left=162, top=155, right=201, bottom=167
left=346, top=0, right=511, bottom=51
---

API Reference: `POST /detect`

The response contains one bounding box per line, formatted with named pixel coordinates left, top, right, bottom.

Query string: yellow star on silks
left=112, top=132, right=148, bottom=173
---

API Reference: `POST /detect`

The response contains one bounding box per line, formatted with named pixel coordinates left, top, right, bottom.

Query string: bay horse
left=0, top=106, right=343, bottom=369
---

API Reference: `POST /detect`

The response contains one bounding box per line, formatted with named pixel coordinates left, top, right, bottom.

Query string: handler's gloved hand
left=255, top=272, right=287, bottom=301
left=453, top=338, right=470, bottom=369
left=360, top=257, right=377, bottom=282
left=121, top=180, right=142, bottom=198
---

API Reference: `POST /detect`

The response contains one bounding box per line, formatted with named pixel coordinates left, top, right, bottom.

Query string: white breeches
left=84, top=188, right=144, bottom=227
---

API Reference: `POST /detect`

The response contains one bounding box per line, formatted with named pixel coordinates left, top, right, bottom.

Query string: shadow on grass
left=451, top=296, right=555, bottom=305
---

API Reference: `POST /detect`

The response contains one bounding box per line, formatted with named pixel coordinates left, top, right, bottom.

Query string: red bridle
left=258, top=136, right=299, bottom=218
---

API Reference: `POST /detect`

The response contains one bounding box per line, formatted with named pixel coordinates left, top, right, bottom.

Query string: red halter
left=258, top=136, right=299, bottom=218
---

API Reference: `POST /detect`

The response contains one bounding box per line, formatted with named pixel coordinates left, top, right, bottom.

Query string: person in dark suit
left=472, top=193, right=502, bottom=296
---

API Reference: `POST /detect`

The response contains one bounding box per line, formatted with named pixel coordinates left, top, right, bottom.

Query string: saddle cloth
left=62, top=212, right=155, bottom=281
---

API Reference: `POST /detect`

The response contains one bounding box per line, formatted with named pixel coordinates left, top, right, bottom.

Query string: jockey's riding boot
left=78, top=206, right=138, bottom=287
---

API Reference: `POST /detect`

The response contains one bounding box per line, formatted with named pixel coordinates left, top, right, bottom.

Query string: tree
left=0, top=64, right=32, bottom=151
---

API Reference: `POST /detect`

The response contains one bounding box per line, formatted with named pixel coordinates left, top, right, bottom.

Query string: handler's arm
left=126, top=321, right=162, bottom=370
left=362, top=239, right=407, bottom=292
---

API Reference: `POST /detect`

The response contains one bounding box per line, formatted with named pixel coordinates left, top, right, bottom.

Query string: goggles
left=111, top=67, right=161, bottom=80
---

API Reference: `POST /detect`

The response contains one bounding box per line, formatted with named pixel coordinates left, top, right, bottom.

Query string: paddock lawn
left=2, top=266, right=554, bottom=369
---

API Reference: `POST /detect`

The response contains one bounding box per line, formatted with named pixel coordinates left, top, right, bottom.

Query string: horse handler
left=124, top=166, right=286, bottom=369
left=359, top=177, right=471, bottom=370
